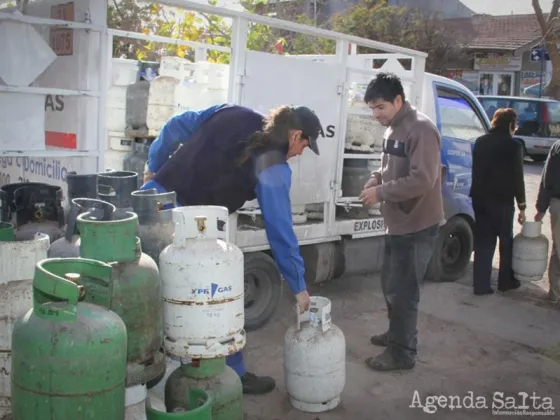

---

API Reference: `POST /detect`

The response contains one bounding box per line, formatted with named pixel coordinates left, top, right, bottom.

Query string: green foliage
left=330, top=0, right=466, bottom=72
left=107, top=0, right=333, bottom=62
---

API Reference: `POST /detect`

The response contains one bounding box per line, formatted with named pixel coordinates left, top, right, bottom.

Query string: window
left=508, top=99, right=541, bottom=136
left=546, top=101, right=560, bottom=124
left=509, top=99, right=539, bottom=122
left=478, top=98, right=512, bottom=119
left=437, top=87, right=487, bottom=142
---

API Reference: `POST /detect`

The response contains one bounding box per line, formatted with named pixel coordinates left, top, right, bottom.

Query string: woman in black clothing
left=469, top=108, right=527, bottom=295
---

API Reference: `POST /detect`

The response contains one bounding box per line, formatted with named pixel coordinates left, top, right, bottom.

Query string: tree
left=107, top=0, right=333, bottom=62
left=240, top=0, right=335, bottom=55
left=533, top=0, right=560, bottom=99
left=329, top=0, right=467, bottom=73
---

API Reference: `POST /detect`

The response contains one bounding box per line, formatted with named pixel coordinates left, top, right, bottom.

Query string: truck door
left=434, top=85, right=488, bottom=200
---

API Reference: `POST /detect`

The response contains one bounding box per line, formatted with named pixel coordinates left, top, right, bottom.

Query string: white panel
left=44, top=95, right=98, bottom=150
left=0, top=93, right=45, bottom=151
left=26, top=0, right=103, bottom=151
left=0, top=20, right=56, bottom=87
left=241, top=51, right=342, bottom=206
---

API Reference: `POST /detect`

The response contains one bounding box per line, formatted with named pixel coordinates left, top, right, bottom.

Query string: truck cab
left=422, top=74, right=491, bottom=281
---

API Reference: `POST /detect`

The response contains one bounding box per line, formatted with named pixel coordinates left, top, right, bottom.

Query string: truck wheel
left=244, top=252, right=283, bottom=332
left=425, top=216, right=473, bottom=282
left=530, top=154, right=547, bottom=163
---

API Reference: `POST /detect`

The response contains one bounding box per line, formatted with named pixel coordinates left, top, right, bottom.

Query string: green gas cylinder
left=77, top=210, right=165, bottom=386
left=146, top=387, right=212, bottom=420
left=11, top=257, right=128, bottom=419
left=165, top=358, right=242, bottom=420
left=0, top=222, right=15, bottom=241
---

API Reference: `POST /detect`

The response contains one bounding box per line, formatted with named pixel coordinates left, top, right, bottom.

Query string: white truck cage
left=0, top=0, right=427, bottom=250
left=114, top=0, right=427, bottom=252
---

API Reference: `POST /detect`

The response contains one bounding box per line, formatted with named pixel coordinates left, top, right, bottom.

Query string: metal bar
left=0, top=11, right=104, bottom=31
left=108, top=29, right=230, bottom=53
left=331, top=39, right=350, bottom=208
left=143, top=0, right=428, bottom=58
left=227, top=16, right=249, bottom=104
left=346, top=65, right=415, bottom=82
left=239, top=235, right=342, bottom=253
left=0, top=86, right=100, bottom=97
left=343, top=153, right=381, bottom=159
left=0, top=150, right=99, bottom=157
left=96, top=30, right=110, bottom=173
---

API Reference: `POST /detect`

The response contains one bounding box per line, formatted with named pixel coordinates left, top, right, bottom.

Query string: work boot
left=370, top=331, right=389, bottom=347
left=498, top=279, right=521, bottom=292
left=241, top=372, right=276, bottom=395
left=365, top=349, right=415, bottom=372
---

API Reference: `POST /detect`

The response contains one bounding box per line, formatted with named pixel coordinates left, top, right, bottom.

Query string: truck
left=0, top=0, right=492, bottom=331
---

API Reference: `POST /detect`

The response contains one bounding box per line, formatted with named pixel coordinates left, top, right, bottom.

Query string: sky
left=460, top=0, right=552, bottom=15
left=216, top=0, right=554, bottom=15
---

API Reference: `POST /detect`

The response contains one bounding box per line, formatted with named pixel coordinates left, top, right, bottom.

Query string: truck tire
left=244, top=252, right=283, bottom=332
left=530, top=154, right=547, bottom=163
left=425, top=216, right=473, bottom=283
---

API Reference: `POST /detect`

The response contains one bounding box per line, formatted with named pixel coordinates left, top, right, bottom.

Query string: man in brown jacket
left=359, top=72, right=444, bottom=371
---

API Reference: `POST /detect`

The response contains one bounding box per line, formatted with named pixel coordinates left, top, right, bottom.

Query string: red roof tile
left=445, top=13, right=544, bottom=50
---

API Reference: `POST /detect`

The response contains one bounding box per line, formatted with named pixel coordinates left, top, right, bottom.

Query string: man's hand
left=534, top=212, right=545, bottom=222
left=296, top=290, right=311, bottom=314
left=143, top=171, right=155, bottom=184
left=359, top=186, right=380, bottom=207
left=517, top=210, right=526, bottom=225
left=363, top=176, right=379, bottom=190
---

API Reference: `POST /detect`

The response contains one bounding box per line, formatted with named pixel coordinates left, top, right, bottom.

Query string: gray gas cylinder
left=124, top=140, right=151, bottom=189
left=0, top=182, right=65, bottom=242
left=48, top=198, right=116, bottom=258
left=126, top=80, right=150, bottom=132
left=340, top=159, right=372, bottom=219
left=63, top=172, right=98, bottom=219
left=98, top=170, right=138, bottom=211
left=131, top=188, right=176, bottom=264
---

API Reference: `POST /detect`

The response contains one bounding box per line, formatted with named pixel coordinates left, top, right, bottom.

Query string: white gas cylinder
left=513, top=221, right=549, bottom=282
left=104, top=134, right=133, bottom=172
left=0, top=227, right=50, bottom=418
left=146, top=76, right=180, bottom=133
left=159, top=206, right=246, bottom=359
left=174, top=64, right=206, bottom=113
left=292, top=204, right=307, bottom=224
left=284, top=296, right=346, bottom=413
left=107, top=85, right=128, bottom=132
left=125, top=384, right=147, bottom=420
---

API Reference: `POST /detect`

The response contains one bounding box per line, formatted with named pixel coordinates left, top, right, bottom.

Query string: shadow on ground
left=243, top=272, right=560, bottom=420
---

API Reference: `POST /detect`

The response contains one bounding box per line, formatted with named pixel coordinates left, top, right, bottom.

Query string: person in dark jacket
left=469, top=108, right=526, bottom=295
left=534, top=139, right=560, bottom=302
left=141, top=103, right=323, bottom=395
left=143, top=104, right=227, bottom=183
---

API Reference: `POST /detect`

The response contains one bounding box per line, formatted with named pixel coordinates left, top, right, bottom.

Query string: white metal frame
left=122, top=0, right=427, bottom=249
left=0, top=9, right=108, bottom=168
left=1, top=0, right=427, bottom=251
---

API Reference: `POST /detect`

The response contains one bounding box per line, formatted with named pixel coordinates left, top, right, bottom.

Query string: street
left=243, top=160, right=560, bottom=419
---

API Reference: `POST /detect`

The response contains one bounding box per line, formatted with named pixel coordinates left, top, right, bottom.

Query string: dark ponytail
left=237, top=105, right=300, bottom=165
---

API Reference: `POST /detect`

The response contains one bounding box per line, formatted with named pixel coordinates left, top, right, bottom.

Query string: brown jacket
left=372, top=101, right=444, bottom=235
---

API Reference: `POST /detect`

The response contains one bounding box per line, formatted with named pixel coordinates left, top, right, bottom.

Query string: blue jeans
left=381, top=224, right=439, bottom=363
left=140, top=180, right=246, bottom=377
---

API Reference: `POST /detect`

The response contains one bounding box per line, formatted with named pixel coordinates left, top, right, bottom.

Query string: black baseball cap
left=291, top=106, right=323, bottom=155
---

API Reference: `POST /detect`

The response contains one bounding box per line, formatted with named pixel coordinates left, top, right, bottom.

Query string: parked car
left=477, top=95, right=560, bottom=162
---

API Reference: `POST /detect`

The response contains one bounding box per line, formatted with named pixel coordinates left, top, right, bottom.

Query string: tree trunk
left=534, top=0, right=560, bottom=99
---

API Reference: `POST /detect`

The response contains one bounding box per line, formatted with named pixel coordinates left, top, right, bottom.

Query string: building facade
left=443, top=13, right=545, bottom=97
